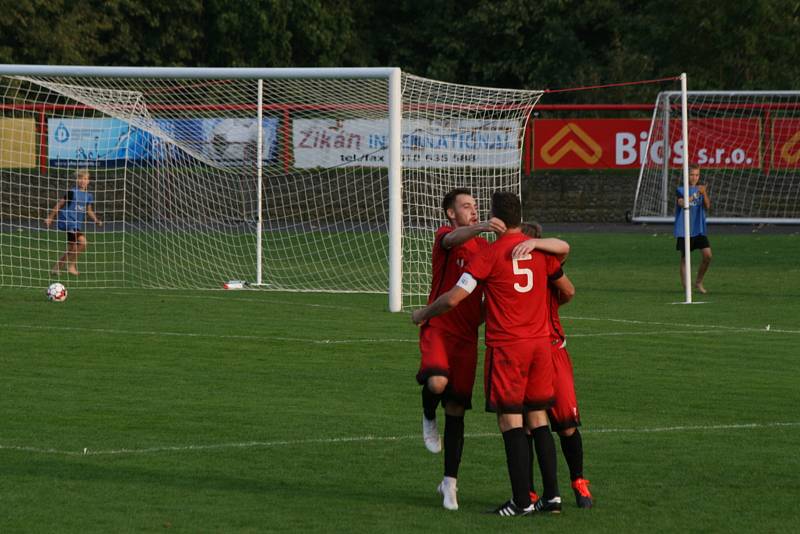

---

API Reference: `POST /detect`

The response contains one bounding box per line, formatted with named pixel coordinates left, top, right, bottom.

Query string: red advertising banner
left=771, top=119, right=800, bottom=168
left=690, top=118, right=762, bottom=168
left=533, top=118, right=763, bottom=170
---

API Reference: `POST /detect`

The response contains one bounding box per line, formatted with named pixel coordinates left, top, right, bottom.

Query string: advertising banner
left=770, top=119, right=800, bottom=168
left=533, top=118, right=762, bottom=169
left=49, top=118, right=132, bottom=167
left=293, top=118, right=522, bottom=168
left=0, top=118, right=37, bottom=168
left=48, top=117, right=278, bottom=167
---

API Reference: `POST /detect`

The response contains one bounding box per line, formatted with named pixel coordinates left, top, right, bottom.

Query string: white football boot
left=437, top=476, right=459, bottom=510
left=422, top=415, right=441, bottom=453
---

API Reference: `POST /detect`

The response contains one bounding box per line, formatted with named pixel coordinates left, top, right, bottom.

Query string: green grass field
left=2, top=230, right=799, bottom=533
left=0, top=228, right=390, bottom=291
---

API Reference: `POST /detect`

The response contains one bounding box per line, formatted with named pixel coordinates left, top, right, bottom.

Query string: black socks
left=422, top=385, right=442, bottom=421
left=559, top=429, right=585, bottom=481
left=502, top=427, right=531, bottom=507
left=531, top=425, right=559, bottom=499
left=443, top=414, right=465, bottom=478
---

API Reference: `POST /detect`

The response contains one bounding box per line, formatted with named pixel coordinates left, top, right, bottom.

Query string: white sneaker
left=437, top=476, right=458, bottom=510
left=422, top=415, right=441, bottom=453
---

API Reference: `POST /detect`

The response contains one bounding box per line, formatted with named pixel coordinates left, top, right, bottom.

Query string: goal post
left=633, top=88, right=800, bottom=225
left=0, top=64, right=542, bottom=311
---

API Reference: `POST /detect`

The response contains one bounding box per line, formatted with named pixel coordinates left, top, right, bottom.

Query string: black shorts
left=66, top=230, right=83, bottom=243
left=676, top=235, right=710, bottom=255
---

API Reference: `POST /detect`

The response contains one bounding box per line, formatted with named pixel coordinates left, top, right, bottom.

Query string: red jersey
left=548, top=283, right=566, bottom=343
left=427, top=226, right=488, bottom=340
left=465, top=231, right=563, bottom=346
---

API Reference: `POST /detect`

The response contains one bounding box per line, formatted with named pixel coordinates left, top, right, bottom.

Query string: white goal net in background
left=633, top=91, right=800, bottom=224
left=0, top=66, right=541, bottom=310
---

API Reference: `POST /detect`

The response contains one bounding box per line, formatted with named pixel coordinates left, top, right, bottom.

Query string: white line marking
left=568, top=329, right=723, bottom=338
left=0, top=323, right=416, bottom=345
left=2, top=421, right=798, bottom=457
left=105, top=291, right=364, bottom=310
left=562, top=315, right=800, bottom=334
left=0, top=321, right=791, bottom=344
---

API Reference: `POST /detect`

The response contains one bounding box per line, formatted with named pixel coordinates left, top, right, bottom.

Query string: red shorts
left=548, top=340, right=581, bottom=431
left=484, top=338, right=554, bottom=414
left=417, top=325, right=478, bottom=409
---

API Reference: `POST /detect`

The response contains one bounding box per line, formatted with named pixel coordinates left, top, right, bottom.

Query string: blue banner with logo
left=48, top=118, right=278, bottom=168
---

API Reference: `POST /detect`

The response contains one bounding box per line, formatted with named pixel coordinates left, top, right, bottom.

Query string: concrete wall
left=522, top=171, right=639, bottom=223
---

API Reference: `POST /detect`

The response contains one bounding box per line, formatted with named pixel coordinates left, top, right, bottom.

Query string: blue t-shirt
left=57, top=187, right=94, bottom=232
left=673, top=185, right=706, bottom=238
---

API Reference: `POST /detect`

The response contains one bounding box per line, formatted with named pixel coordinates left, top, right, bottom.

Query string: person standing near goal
left=517, top=222, right=593, bottom=509
left=413, top=192, right=572, bottom=516
left=44, top=169, right=102, bottom=276
left=415, top=188, right=504, bottom=511
left=674, top=165, right=712, bottom=293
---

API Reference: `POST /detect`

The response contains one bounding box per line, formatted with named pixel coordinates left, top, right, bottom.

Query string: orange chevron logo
left=780, top=131, right=800, bottom=164
left=540, top=123, right=603, bottom=164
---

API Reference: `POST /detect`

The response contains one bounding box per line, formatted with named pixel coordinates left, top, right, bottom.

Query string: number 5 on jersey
left=513, top=254, right=533, bottom=293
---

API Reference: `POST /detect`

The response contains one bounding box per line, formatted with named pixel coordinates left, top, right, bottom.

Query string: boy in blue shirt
left=45, top=169, right=103, bottom=275
left=674, top=165, right=712, bottom=293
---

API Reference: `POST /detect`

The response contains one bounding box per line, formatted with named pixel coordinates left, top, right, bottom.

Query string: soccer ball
left=46, top=282, right=68, bottom=302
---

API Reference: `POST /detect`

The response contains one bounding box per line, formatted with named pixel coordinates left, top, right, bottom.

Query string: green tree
left=0, top=0, right=109, bottom=64
left=201, top=0, right=365, bottom=67
left=98, top=0, right=204, bottom=66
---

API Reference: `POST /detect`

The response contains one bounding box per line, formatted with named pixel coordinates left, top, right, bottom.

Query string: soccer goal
left=0, top=65, right=541, bottom=310
left=633, top=90, right=800, bottom=224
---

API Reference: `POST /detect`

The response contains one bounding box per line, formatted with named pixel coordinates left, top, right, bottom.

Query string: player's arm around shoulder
left=512, top=237, right=570, bottom=261
left=553, top=272, right=575, bottom=304
left=441, top=217, right=506, bottom=250
left=547, top=254, right=574, bottom=303
left=411, top=274, right=476, bottom=325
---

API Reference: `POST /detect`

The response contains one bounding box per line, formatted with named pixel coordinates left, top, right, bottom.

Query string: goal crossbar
left=0, top=65, right=399, bottom=80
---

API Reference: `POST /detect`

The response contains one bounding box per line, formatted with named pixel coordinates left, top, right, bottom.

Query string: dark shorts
left=676, top=235, right=710, bottom=255
left=66, top=230, right=84, bottom=243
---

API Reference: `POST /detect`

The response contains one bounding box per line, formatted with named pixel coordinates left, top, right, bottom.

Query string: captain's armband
left=456, top=272, right=478, bottom=294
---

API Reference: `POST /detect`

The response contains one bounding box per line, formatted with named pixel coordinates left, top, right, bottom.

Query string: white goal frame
left=0, top=65, right=406, bottom=310
left=633, top=87, right=800, bottom=226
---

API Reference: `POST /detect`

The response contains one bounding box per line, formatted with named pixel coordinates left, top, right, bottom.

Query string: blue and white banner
left=293, top=118, right=522, bottom=169
left=48, top=118, right=278, bottom=168
left=49, top=118, right=133, bottom=167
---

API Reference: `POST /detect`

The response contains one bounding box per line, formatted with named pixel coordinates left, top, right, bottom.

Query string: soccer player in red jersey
left=416, top=188, right=506, bottom=510
left=518, top=222, right=593, bottom=509
left=413, top=192, right=572, bottom=516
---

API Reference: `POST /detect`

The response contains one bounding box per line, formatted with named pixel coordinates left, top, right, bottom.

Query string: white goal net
left=633, top=91, right=800, bottom=224
left=0, top=66, right=541, bottom=310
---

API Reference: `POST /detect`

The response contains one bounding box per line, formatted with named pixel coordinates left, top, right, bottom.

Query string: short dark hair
left=490, top=191, right=521, bottom=228
left=441, top=188, right=472, bottom=221
left=520, top=221, right=542, bottom=239
left=689, top=164, right=701, bottom=172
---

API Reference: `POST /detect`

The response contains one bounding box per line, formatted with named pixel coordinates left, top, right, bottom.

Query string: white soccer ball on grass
left=46, top=282, right=68, bottom=302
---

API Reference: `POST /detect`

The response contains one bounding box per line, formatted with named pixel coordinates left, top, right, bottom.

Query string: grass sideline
left=1, top=231, right=799, bottom=532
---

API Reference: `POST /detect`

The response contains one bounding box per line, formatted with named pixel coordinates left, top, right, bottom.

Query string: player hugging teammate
left=412, top=191, right=593, bottom=515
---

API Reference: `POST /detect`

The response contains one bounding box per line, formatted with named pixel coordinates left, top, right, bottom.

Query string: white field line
left=0, top=323, right=416, bottom=345
left=104, top=291, right=361, bottom=311
left=2, top=421, right=798, bottom=458
left=562, top=316, right=800, bottom=335
left=0, top=321, right=793, bottom=345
